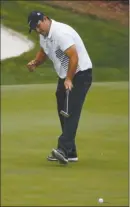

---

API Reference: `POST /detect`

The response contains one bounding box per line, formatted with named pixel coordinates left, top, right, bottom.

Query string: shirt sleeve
left=58, top=33, right=75, bottom=52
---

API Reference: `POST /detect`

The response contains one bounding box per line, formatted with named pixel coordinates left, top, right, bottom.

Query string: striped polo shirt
left=40, top=19, right=92, bottom=79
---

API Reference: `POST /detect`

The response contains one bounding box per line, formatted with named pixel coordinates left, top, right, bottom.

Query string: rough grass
left=1, top=0, right=129, bottom=84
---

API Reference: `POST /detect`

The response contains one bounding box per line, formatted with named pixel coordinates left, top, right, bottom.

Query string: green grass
left=1, top=82, right=128, bottom=206
left=1, top=0, right=129, bottom=84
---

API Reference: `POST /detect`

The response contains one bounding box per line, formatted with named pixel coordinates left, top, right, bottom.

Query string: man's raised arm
left=27, top=47, right=47, bottom=72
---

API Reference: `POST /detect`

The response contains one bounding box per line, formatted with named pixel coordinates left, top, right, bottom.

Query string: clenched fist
left=27, top=60, right=38, bottom=72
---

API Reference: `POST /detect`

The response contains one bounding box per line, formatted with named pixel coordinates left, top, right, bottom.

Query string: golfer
left=27, top=11, right=92, bottom=164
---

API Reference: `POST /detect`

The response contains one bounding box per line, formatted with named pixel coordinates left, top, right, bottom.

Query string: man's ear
left=44, top=16, right=50, bottom=21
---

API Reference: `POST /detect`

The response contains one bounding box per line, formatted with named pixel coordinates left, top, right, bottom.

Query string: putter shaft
left=60, top=89, right=70, bottom=118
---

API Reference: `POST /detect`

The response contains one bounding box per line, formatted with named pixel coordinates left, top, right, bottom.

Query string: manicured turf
left=1, top=82, right=128, bottom=206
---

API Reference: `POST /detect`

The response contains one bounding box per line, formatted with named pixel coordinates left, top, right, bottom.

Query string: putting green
left=1, top=82, right=128, bottom=206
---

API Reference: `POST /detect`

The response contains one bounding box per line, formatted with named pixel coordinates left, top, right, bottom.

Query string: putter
left=60, top=89, right=70, bottom=118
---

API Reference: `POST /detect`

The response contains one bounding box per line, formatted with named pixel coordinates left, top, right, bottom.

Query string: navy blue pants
left=55, top=69, right=92, bottom=155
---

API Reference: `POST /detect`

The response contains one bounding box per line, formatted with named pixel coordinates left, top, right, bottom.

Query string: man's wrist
left=66, top=77, right=71, bottom=80
left=66, top=68, right=76, bottom=81
left=66, top=76, right=73, bottom=81
left=34, top=59, right=41, bottom=66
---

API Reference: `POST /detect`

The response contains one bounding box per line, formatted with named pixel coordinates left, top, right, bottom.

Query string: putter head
left=60, top=110, right=70, bottom=118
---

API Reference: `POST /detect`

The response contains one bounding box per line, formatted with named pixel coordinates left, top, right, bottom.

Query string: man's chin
left=40, top=32, right=46, bottom=36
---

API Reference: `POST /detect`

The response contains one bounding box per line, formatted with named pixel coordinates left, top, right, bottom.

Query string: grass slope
left=1, top=82, right=128, bottom=206
left=1, top=0, right=129, bottom=84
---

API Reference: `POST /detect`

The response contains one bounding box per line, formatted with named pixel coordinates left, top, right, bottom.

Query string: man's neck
left=41, top=19, right=52, bottom=38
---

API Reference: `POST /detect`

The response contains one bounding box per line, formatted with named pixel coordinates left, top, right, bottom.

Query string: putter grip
left=66, top=89, right=70, bottom=95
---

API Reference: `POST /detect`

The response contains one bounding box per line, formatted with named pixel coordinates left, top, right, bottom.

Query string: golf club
left=60, top=89, right=70, bottom=118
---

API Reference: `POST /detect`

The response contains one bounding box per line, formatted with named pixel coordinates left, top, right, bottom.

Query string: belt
left=76, top=68, right=92, bottom=75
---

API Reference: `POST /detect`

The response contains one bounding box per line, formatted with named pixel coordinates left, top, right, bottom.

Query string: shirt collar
left=47, top=19, right=55, bottom=39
